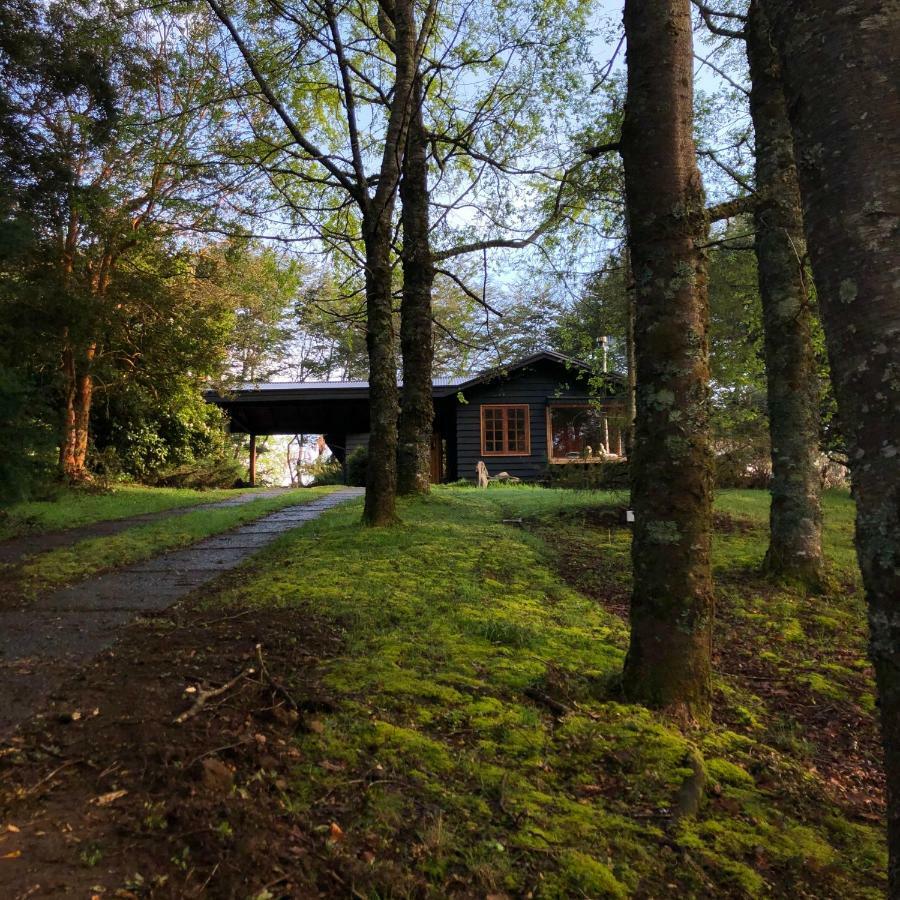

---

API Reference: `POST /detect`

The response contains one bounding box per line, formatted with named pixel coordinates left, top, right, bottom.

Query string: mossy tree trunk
left=758, top=0, right=900, bottom=886
left=619, top=0, right=714, bottom=721
left=397, top=73, right=435, bottom=496
left=624, top=246, right=637, bottom=459
left=362, top=210, right=400, bottom=524
left=746, top=1, right=824, bottom=583
left=360, top=0, right=418, bottom=526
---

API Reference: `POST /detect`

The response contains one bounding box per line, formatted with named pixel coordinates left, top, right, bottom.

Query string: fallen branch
left=255, top=642, right=301, bottom=711
left=174, top=669, right=253, bottom=724
left=21, top=759, right=80, bottom=797
left=523, top=686, right=571, bottom=717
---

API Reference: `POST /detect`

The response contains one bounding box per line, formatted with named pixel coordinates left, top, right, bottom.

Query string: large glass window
left=548, top=404, right=626, bottom=462
left=481, top=404, right=530, bottom=455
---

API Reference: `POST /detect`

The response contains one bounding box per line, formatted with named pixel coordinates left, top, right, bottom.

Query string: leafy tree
left=1, top=2, right=230, bottom=481
left=205, top=0, right=424, bottom=525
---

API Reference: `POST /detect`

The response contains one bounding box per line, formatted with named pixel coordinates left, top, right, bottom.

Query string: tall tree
left=619, top=0, right=714, bottom=719
left=397, top=72, right=436, bottom=495
left=745, top=1, right=823, bottom=581
left=756, top=0, right=900, bottom=886
left=696, top=0, right=825, bottom=582
left=1, top=4, right=228, bottom=480
left=206, top=0, right=422, bottom=525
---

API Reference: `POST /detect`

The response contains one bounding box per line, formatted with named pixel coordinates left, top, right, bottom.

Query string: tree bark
left=397, top=73, right=435, bottom=495
left=361, top=0, right=418, bottom=526
left=619, top=0, right=714, bottom=721
left=624, top=246, right=637, bottom=458
left=362, top=210, right=401, bottom=524
left=745, top=1, right=824, bottom=583
left=758, top=0, right=900, bottom=887
left=59, top=340, right=95, bottom=481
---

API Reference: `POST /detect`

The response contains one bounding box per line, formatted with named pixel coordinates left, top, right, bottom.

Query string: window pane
left=483, top=407, right=501, bottom=452
left=550, top=406, right=625, bottom=460
left=482, top=406, right=528, bottom=454
left=508, top=407, right=527, bottom=452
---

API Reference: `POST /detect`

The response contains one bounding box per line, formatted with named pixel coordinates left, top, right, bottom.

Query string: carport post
left=249, top=433, right=257, bottom=487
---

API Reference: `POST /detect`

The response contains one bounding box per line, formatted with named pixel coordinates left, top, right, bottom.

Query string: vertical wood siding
left=453, top=360, right=606, bottom=481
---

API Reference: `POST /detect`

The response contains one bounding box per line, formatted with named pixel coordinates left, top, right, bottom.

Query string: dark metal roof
left=205, top=351, right=624, bottom=406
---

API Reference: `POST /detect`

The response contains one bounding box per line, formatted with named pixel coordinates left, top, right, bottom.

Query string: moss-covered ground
left=0, top=484, right=248, bottom=541
left=187, top=485, right=883, bottom=898
left=4, top=487, right=338, bottom=601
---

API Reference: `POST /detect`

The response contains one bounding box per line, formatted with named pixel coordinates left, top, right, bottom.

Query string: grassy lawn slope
left=195, top=485, right=882, bottom=897
left=0, top=484, right=250, bottom=541
left=6, top=487, right=339, bottom=601
left=0, top=486, right=882, bottom=898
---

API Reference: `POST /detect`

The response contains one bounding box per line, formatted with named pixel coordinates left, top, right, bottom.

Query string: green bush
left=0, top=368, right=56, bottom=502
left=345, top=446, right=368, bottom=487
left=543, top=459, right=629, bottom=490
left=301, top=455, right=345, bottom=486
left=150, top=457, right=245, bottom=489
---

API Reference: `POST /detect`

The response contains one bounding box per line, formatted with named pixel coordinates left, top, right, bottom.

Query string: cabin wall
left=345, top=432, right=369, bottom=459
left=453, top=360, right=597, bottom=481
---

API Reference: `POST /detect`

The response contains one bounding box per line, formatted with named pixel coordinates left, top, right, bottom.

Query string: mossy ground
left=190, top=485, right=884, bottom=898
left=0, top=484, right=249, bottom=541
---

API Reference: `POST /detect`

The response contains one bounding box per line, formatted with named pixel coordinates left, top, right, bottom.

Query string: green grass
left=714, top=487, right=858, bottom=572
left=15, top=487, right=338, bottom=596
left=0, top=484, right=253, bottom=541
left=197, top=485, right=883, bottom=898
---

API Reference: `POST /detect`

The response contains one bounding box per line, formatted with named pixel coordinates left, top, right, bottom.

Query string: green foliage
left=543, top=460, right=629, bottom=490
left=300, top=455, right=345, bottom=486
left=345, top=446, right=367, bottom=487
left=0, top=367, right=56, bottom=501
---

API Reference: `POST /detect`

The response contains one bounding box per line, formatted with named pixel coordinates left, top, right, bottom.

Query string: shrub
left=150, top=456, right=245, bottom=489
left=345, top=446, right=368, bottom=487
left=0, top=368, right=56, bottom=502
left=301, top=455, right=345, bottom=486
left=543, top=459, right=629, bottom=490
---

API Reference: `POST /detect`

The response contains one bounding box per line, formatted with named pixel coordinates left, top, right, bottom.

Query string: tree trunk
left=59, top=340, right=78, bottom=477
left=360, top=0, right=417, bottom=526
left=746, top=1, right=824, bottom=583
left=59, top=340, right=95, bottom=481
left=397, top=73, right=435, bottom=495
left=619, top=0, right=714, bottom=721
left=362, top=210, right=400, bottom=525
left=624, top=247, right=637, bottom=459
left=758, top=0, right=900, bottom=887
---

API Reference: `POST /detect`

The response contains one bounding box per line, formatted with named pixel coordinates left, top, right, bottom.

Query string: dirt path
left=0, top=488, right=294, bottom=566
left=0, top=487, right=364, bottom=737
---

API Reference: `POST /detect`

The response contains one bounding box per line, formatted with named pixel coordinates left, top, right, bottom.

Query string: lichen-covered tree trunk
left=362, top=211, right=400, bottom=525
left=746, top=1, right=824, bottom=583
left=619, top=0, right=714, bottom=721
left=397, top=74, right=435, bottom=495
left=758, top=0, right=900, bottom=886
left=360, top=0, right=418, bottom=526
left=624, top=246, right=637, bottom=458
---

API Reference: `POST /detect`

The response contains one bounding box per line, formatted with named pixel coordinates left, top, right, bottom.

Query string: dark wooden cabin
left=206, top=351, right=626, bottom=484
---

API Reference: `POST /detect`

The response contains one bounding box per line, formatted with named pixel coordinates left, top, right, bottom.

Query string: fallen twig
left=174, top=669, right=253, bottom=724
left=523, top=686, right=571, bottom=717
left=21, top=759, right=79, bottom=797
left=256, top=643, right=301, bottom=710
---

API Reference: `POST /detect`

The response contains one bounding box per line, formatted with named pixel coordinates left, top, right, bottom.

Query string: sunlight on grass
left=0, top=484, right=250, bottom=541
left=200, top=485, right=883, bottom=898
left=17, top=487, right=338, bottom=595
